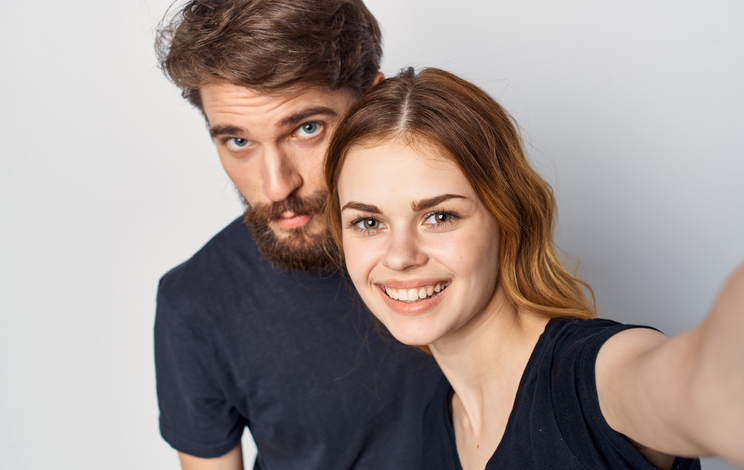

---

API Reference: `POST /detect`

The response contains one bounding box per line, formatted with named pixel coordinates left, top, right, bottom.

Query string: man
left=154, top=1, right=441, bottom=468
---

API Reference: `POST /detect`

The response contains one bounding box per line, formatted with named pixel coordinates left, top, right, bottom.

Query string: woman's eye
left=227, top=137, right=251, bottom=150
left=296, top=122, right=320, bottom=138
left=425, top=212, right=453, bottom=224
left=355, top=218, right=381, bottom=230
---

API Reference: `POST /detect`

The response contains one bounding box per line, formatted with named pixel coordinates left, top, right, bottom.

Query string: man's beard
left=242, top=191, right=335, bottom=271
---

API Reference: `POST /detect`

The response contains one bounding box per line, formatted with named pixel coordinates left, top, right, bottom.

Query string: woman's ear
left=371, top=72, right=385, bottom=87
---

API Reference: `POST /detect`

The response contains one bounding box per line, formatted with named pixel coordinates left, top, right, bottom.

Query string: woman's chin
left=395, top=336, right=431, bottom=348
left=367, top=295, right=449, bottom=347
left=382, top=324, right=440, bottom=348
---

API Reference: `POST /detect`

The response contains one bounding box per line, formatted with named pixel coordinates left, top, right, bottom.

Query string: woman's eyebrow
left=411, top=194, right=466, bottom=211
left=341, top=202, right=381, bottom=213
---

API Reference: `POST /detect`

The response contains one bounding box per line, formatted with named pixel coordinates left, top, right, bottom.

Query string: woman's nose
left=381, top=230, right=428, bottom=271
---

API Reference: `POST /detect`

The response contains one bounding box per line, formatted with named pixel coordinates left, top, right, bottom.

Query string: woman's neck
left=429, top=286, right=549, bottom=468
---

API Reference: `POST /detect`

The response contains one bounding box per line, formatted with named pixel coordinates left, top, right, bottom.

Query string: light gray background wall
left=0, top=0, right=741, bottom=468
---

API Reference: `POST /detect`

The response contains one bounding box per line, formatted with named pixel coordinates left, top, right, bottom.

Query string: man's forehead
left=200, top=81, right=355, bottom=133
left=201, top=82, right=350, bottom=113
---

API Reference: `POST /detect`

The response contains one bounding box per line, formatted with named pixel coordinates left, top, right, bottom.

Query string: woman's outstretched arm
left=596, top=262, right=744, bottom=467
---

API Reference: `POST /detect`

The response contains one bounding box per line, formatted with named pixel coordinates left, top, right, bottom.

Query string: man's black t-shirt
left=421, top=318, right=702, bottom=470
left=155, top=217, right=442, bottom=469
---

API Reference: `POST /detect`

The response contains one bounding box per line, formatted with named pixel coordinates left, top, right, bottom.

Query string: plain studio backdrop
left=0, top=0, right=742, bottom=468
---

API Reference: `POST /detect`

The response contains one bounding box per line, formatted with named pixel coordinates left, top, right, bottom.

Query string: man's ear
left=371, top=72, right=385, bottom=87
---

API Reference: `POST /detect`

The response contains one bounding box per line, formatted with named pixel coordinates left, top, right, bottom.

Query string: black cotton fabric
left=421, top=318, right=702, bottom=470
left=155, top=217, right=442, bottom=469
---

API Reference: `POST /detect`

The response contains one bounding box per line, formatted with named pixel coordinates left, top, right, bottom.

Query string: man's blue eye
left=297, top=122, right=319, bottom=137
left=228, top=138, right=250, bottom=149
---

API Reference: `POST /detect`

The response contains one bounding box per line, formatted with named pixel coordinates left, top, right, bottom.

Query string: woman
left=324, top=67, right=744, bottom=470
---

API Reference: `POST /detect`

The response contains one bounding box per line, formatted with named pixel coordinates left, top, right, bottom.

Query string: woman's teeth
left=383, top=282, right=448, bottom=302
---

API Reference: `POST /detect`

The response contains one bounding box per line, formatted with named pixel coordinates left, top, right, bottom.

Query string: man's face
left=200, top=82, right=356, bottom=270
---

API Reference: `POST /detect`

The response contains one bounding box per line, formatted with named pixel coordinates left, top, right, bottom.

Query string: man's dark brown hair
left=156, top=0, right=383, bottom=110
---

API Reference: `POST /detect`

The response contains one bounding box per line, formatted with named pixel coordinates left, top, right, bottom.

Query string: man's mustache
left=245, top=191, right=328, bottom=224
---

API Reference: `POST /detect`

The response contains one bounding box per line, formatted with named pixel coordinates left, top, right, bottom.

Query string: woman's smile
left=375, top=279, right=451, bottom=316
left=379, top=280, right=450, bottom=302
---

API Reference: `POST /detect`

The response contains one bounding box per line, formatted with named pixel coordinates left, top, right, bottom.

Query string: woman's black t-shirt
left=421, top=318, right=702, bottom=469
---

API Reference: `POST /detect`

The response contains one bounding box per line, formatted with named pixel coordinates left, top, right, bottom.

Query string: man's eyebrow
left=279, top=106, right=338, bottom=127
left=210, top=125, right=245, bottom=138
left=208, top=107, right=338, bottom=138
left=411, top=194, right=466, bottom=212
left=341, top=202, right=382, bottom=214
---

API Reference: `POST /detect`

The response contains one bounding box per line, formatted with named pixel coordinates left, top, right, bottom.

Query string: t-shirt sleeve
left=154, top=271, right=246, bottom=458
left=551, top=319, right=700, bottom=470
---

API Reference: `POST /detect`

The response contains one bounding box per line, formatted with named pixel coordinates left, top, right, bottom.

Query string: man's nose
left=261, top=146, right=302, bottom=202
left=382, top=229, right=428, bottom=272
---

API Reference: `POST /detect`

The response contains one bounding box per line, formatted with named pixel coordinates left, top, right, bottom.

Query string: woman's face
left=338, top=139, right=502, bottom=347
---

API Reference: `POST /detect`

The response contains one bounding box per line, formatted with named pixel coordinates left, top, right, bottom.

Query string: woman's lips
left=376, top=281, right=450, bottom=316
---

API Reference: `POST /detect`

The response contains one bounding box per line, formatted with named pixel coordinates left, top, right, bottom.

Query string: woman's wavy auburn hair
left=325, top=67, right=596, bottom=321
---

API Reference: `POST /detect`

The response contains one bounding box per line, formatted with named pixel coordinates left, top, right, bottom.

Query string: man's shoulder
left=155, top=216, right=350, bottom=324
left=159, top=217, right=258, bottom=291
left=156, top=217, right=270, bottom=319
